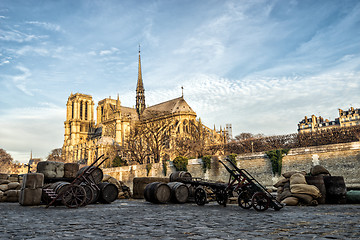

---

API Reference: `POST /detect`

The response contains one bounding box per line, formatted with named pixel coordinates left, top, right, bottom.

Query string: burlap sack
left=292, top=193, right=313, bottom=204
left=0, top=180, right=10, bottom=185
left=290, top=173, right=307, bottom=185
left=8, top=182, right=20, bottom=190
left=310, top=165, right=330, bottom=176
left=281, top=197, right=299, bottom=206
left=290, top=184, right=321, bottom=198
left=0, top=184, right=9, bottom=191
left=0, top=173, right=8, bottom=180
left=102, top=174, right=112, bottom=182
left=274, top=178, right=289, bottom=188
left=282, top=171, right=306, bottom=178
left=276, top=189, right=292, bottom=202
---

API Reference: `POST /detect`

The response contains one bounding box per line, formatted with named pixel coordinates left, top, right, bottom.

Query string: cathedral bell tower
left=136, top=46, right=145, bottom=116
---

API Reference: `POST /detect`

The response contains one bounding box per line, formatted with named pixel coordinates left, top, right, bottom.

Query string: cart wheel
left=62, top=184, right=86, bottom=208
left=80, top=184, right=94, bottom=206
left=251, top=192, right=270, bottom=212
left=238, top=190, right=252, bottom=209
left=194, top=188, right=207, bottom=206
left=215, top=189, right=228, bottom=207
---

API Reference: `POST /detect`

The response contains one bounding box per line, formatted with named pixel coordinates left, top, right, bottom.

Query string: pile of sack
left=275, top=165, right=332, bottom=206
left=0, top=173, right=22, bottom=202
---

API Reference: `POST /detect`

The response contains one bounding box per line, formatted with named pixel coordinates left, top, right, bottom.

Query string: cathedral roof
left=141, top=97, right=196, bottom=119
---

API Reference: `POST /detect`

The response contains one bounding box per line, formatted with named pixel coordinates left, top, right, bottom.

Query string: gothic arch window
left=80, top=101, right=83, bottom=120
left=85, top=102, right=88, bottom=120
left=72, top=102, right=74, bottom=119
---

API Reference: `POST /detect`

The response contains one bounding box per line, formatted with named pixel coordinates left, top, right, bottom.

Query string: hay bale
left=37, top=161, right=57, bottom=178
left=290, top=173, right=307, bottom=185
left=274, top=178, right=289, bottom=188
left=64, top=163, right=79, bottom=178
left=22, top=173, right=44, bottom=189
left=310, top=165, right=330, bottom=176
left=133, top=177, right=169, bottom=199
left=54, top=162, right=64, bottom=178
left=281, top=197, right=299, bottom=206
left=19, top=188, right=43, bottom=206
left=290, top=184, right=321, bottom=198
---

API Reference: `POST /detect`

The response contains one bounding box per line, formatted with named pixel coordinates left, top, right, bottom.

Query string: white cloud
left=9, top=66, right=33, bottom=96
left=0, top=28, right=47, bottom=42
left=26, top=21, right=62, bottom=32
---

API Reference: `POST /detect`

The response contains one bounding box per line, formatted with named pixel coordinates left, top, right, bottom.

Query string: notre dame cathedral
left=62, top=50, right=226, bottom=165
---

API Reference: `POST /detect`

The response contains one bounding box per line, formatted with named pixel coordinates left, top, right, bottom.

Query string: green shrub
left=112, top=155, right=128, bottom=167
left=227, top=153, right=237, bottom=166
left=201, top=155, right=212, bottom=173
left=265, top=149, right=290, bottom=176
left=173, top=156, right=188, bottom=171
left=146, top=163, right=152, bottom=176
left=162, top=161, right=167, bottom=176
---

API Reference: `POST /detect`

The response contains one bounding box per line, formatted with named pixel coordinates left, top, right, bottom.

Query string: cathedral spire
left=136, top=45, right=145, bottom=116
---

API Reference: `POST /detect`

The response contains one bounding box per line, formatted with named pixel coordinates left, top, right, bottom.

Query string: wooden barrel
left=77, top=166, right=103, bottom=184
left=305, top=176, right=326, bottom=204
left=346, top=190, right=360, bottom=203
left=323, top=176, right=347, bottom=204
left=132, top=177, right=169, bottom=199
left=51, top=181, right=70, bottom=194
left=167, top=182, right=189, bottom=203
left=144, top=182, right=171, bottom=204
left=97, top=182, right=118, bottom=204
left=169, top=171, right=192, bottom=182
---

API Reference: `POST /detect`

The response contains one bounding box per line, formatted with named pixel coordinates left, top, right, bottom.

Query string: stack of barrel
left=143, top=171, right=191, bottom=204
left=39, top=163, right=118, bottom=206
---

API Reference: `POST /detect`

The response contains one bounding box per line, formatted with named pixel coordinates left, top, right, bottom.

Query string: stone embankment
left=103, top=141, right=360, bottom=191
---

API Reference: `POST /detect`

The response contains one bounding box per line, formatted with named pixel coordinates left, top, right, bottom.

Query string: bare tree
left=46, top=148, right=63, bottom=162
left=126, top=123, right=151, bottom=164
left=0, top=148, right=13, bottom=173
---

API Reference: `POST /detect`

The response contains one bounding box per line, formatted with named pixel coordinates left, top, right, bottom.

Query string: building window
left=85, top=103, right=88, bottom=120
left=80, top=101, right=83, bottom=120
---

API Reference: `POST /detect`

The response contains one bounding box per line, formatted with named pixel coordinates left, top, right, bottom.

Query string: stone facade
left=103, top=141, right=360, bottom=191
left=298, top=106, right=360, bottom=133
left=62, top=50, right=225, bottom=164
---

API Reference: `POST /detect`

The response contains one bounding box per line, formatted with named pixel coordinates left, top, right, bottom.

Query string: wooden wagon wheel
left=194, top=188, right=207, bottom=206
left=238, top=190, right=252, bottom=209
left=80, top=184, right=94, bottom=206
left=251, top=192, right=270, bottom=212
left=215, top=189, right=228, bottom=207
left=62, top=184, right=86, bottom=208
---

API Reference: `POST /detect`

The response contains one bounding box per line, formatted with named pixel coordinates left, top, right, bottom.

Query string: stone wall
left=103, top=141, right=360, bottom=192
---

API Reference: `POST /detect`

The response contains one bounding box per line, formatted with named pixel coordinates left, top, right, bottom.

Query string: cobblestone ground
left=0, top=200, right=359, bottom=239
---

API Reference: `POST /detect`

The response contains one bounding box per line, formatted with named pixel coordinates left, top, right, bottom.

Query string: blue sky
left=1, top=0, right=359, bottom=163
